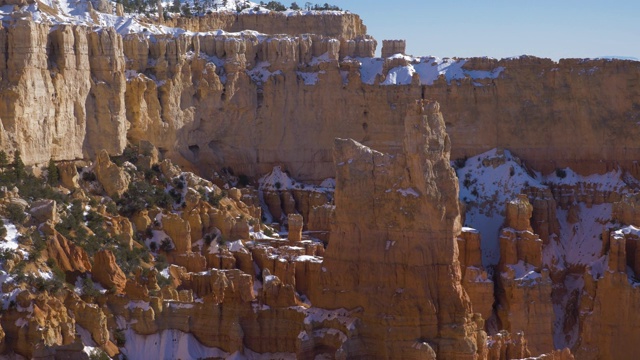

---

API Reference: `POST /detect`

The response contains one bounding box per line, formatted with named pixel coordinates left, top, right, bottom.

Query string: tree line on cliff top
left=114, top=0, right=342, bottom=18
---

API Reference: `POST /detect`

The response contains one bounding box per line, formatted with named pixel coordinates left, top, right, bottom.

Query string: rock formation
left=93, top=149, right=130, bottom=197
left=1, top=2, right=639, bottom=359
left=92, top=249, right=127, bottom=293
left=314, top=100, right=480, bottom=358
left=496, top=195, right=553, bottom=355
left=574, top=226, right=640, bottom=360
left=1, top=13, right=638, bottom=184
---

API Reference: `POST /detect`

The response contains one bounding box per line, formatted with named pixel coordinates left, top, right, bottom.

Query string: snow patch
left=122, top=328, right=229, bottom=359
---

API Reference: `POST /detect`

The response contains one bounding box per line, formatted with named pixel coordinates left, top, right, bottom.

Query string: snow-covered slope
left=356, top=55, right=504, bottom=86
left=455, top=149, right=545, bottom=265
left=456, top=148, right=632, bottom=267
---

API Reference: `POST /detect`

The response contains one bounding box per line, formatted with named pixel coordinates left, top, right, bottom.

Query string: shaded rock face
left=92, top=249, right=127, bottom=293
left=495, top=195, right=553, bottom=355
left=575, top=227, right=640, bottom=360
left=0, top=21, right=126, bottom=165
left=313, top=101, right=478, bottom=358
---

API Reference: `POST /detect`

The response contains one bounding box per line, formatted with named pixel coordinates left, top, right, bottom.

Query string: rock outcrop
left=314, top=101, right=479, bottom=358
left=43, top=222, right=92, bottom=274
left=93, top=150, right=130, bottom=197
left=0, top=21, right=126, bottom=165
left=156, top=12, right=368, bottom=39
left=3, top=15, right=638, bottom=184
left=496, top=195, right=554, bottom=355
left=574, top=226, right=640, bottom=360
left=92, top=249, right=127, bottom=293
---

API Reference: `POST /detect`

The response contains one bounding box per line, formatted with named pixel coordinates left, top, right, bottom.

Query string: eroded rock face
left=0, top=21, right=126, bottom=165
left=157, top=12, right=368, bottom=39
left=93, top=150, right=130, bottom=197
left=43, top=222, right=92, bottom=273
left=496, top=195, right=553, bottom=355
left=287, top=213, right=303, bottom=243
left=92, top=249, right=127, bottom=293
left=314, top=101, right=479, bottom=358
left=457, top=228, right=494, bottom=321
left=575, top=227, right=640, bottom=360
left=0, top=291, right=75, bottom=358
left=58, top=161, right=80, bottom=190
left=3, top=15, right=639, bottom=186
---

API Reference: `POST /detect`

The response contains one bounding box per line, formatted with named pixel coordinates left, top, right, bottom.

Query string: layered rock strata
left=313, top=100, right=480, bottom=358
left=2, top=16, right=639, bottom=183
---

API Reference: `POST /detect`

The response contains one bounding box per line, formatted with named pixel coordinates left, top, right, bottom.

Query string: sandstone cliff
left=156, top=11, right=368, bottom=39
left=2, top=11, right=638, bottom=184
left=313, top=100, right=480, bottom=358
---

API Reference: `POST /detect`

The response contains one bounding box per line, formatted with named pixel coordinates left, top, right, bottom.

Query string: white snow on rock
left=294, top=306, right=358, bottom=331
left=258, top=166, right=334, bottom=193
left=552, top=273, right=584, bottom=349
left=77, top=324, right=101, bottom=357
left=122, top=328, right=229, bottom=359
left=455, top=148, right=632, bottom=267
left=396, top=187, right=419, bottom=197
left=145, top=229, right=172, bottom=251
left=544, top=167, right=629, bottom=193
left=356, top=57, right=384, bottom=84
left=504, top=260, right=539, bottom=280
left=356, top=56, right=504, bottom=86
left=456, top=149, right=545, bottom=265
left=554, top=203, right=612, bottom=267
left=297, top=71, right=325, bottom=85
left=0, top=220, right=20, bottom=251
left=293, top=255, right=322, bottom=263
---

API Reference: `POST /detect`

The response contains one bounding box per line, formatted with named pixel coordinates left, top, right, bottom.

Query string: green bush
left=88, top=349, right=111, bottom=360
left=0, top=218, right=6, bottom=238
left=159, top=238, right=174, bottom=252
left=114, top=329, right=126, bottom=347
left=47, top=159, right=59, bottom=186
left=263, top=1, right=286, bottom=11
left=82, top=171, right=97, bottom=182
left=156, top=272, right=171, bottom=287
left=81, top=277, right=101, bottom=298
left=5, top=203, right=26, bottom=224
left=208, top=190, right=227, bottom=207
left=117, top=181, right=172, bottom=217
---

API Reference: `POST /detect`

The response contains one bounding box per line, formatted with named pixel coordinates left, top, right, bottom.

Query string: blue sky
left=332, top=1, right=639, bottom=60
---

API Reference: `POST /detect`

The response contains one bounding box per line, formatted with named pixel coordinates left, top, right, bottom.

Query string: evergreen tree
left=47, top=159, right=59, bottom=186
left=265, top=1, right=285, bottom=11
left=12, top=150, right=25, bottom=181
left=170, top=0, right=180, bottom=12
left=181, top=2, right=192, bottom=17
left=192, top=0, right=201, bottom=15
left=290, top=2, right=300, bottom=10
left=0, top=150, right=8, bottom=170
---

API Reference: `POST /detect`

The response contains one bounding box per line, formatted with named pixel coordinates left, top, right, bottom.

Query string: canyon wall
left=2, top=15, right=639, bottom=182
left=0, top=19, right=127, bottom=163
left=155, top=11, right=368, bottom=39
left=427, top=56, right=640, bottom=176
